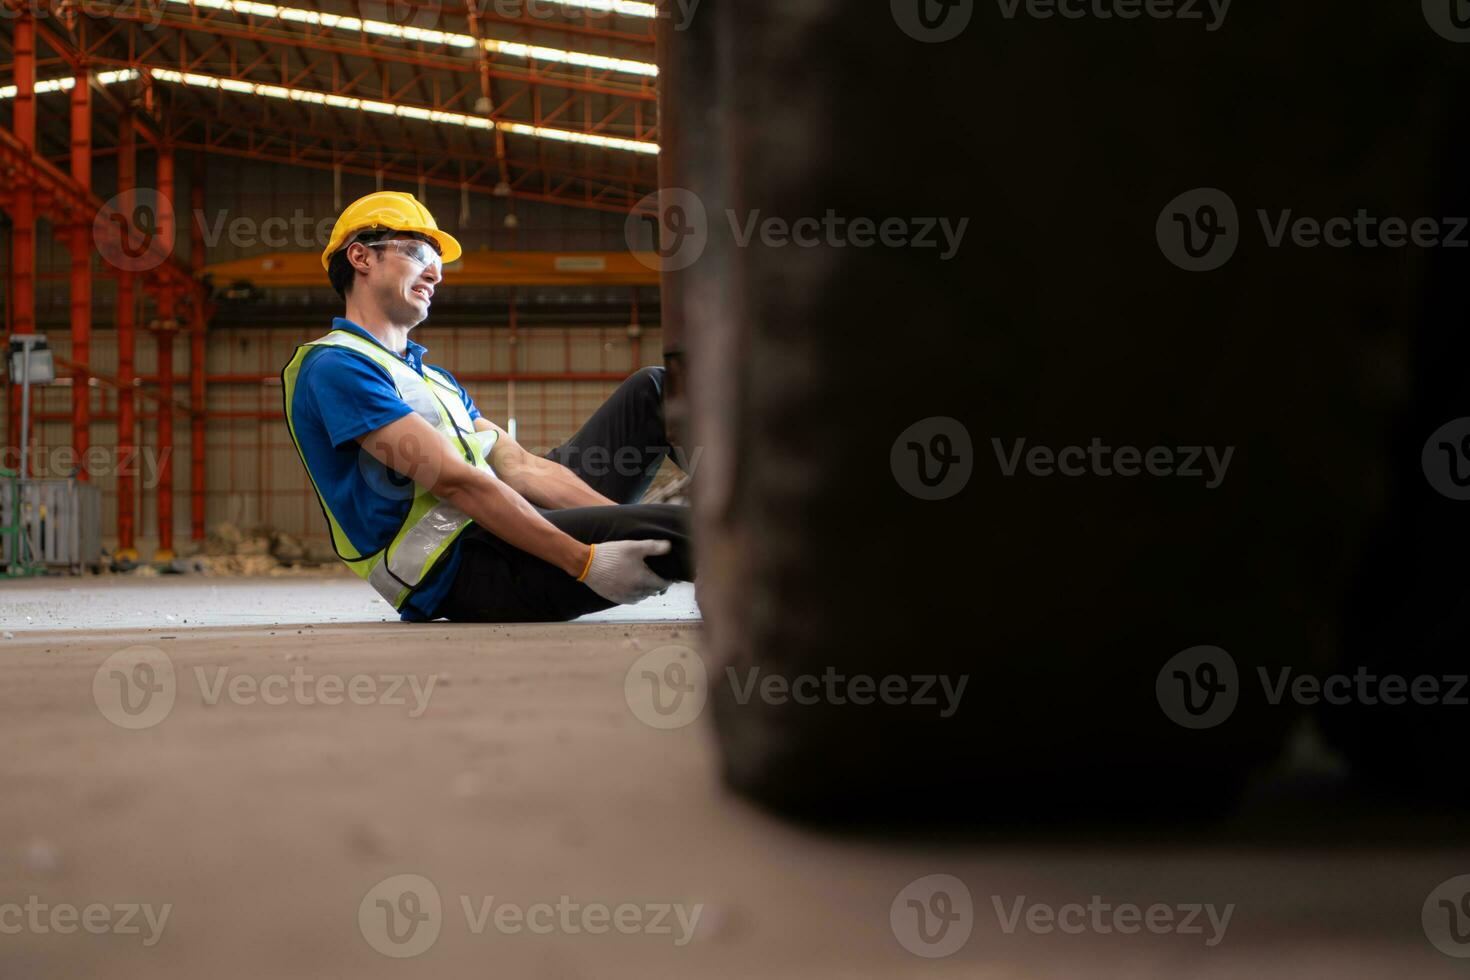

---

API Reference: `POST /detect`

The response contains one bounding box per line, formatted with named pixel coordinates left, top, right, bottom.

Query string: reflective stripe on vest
left=281, top=329, right=498, bottom=610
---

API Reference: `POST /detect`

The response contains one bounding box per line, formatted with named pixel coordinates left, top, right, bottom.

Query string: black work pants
left=435, top=366, right=692, bottom=622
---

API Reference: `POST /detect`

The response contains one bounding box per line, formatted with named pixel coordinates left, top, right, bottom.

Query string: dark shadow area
left=680, top=0, right=1470, bottom=834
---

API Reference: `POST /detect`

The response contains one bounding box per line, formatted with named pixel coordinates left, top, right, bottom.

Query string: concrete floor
left=0, top=573, right=702, bottom=634
left=0, top=575, right=1466, bottom=978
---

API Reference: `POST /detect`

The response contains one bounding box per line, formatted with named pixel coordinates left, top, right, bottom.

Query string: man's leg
left=435, top=503, right=691, bottom=623
left=545, top=366, right=685, bottom=503
left=437, top=366, right=693, bottom=623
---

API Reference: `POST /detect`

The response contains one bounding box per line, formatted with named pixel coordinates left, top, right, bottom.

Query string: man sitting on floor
left=282, top=192, right=692, bottom=622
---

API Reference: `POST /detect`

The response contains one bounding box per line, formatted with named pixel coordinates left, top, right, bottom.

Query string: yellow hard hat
left=320, top=191, right=462, bottom=270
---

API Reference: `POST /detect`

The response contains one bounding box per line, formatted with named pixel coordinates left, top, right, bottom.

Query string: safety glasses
left=362, top=238, right=443, bottom=276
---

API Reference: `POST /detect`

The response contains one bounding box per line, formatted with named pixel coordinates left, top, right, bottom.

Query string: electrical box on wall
left=7, top=334, right=55, bottom=385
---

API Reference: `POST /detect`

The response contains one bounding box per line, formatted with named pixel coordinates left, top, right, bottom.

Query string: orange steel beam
left=11, top=19, right=659, bottom=219
left=91, top=11, right=656, bottom=103
left=53, top=355, right=198, bottom=418
left=72, top=60, right=658, bottom=141
left=9, top=15, right=36, bottom=145
left=31, top=20, right=169, bottom=147
left=101, top=0, right=656, bottom=47
left=189, top=152, right=208, bottom=542
left=156, top=103, right=655, bottom=196
left=202, top=249, right=659, bottom=288
left=6, top=13, right=37, bottom=471
left=382, top=0, right=656, bottom=45
left=463, top=0, right=512, bottom=192
left=115, top=112, right=138, bottom=557
left=0, top=114, right=202, bottom=292
left=152, top=144, right=178, bottom=560
left=0, top=62, right=204, bottom=545
left=68, top=64, right=92, bottom=477
left=164, top=134, right=648, bottom=215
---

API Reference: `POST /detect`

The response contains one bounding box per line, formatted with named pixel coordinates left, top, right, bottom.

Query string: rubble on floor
left=195, top=523, right=337, bottom=576
left=109, top=523, right=342, bottom=576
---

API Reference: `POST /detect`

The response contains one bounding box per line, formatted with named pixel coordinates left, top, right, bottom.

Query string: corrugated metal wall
left=12, top=324, right=662, bottom=554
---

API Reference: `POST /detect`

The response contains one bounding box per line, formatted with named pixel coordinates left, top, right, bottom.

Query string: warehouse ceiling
left=0, top=0, right=659, bottom=214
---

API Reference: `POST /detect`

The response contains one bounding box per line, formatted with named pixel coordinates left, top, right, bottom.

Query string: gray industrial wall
left=9, top=324, right=663, bottom=556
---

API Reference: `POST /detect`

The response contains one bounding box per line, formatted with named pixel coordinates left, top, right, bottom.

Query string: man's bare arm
left=359, top=413, right=591, bottom=576
left=473, top=417, right=615, bottom=509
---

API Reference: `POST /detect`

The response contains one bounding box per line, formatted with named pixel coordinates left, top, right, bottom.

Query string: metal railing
left=0, top=477, right=102, bottom=574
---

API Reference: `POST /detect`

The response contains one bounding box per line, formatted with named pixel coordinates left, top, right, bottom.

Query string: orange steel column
left=69, top=66, right=93, bottom=474
left=8, top=13, right=37, bottom=470
left=115, top=114, right=138, bottom=560
left=189, top=154, right=207, bottom=542
left=153, top=146, right=177, bottom=561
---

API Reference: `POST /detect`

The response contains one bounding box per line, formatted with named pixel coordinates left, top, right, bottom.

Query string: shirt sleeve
left=298, top=348, right=415, bottom=449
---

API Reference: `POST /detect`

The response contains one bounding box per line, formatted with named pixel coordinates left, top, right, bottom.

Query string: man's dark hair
left=327, top=230, right=440, bottom=301
left=327, top=229, right=387, bottom=301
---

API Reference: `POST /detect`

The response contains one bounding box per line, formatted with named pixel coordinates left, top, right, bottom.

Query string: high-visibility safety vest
left=281, top=329, right=498, bottom=610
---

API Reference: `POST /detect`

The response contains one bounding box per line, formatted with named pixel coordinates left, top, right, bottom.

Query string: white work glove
left=577, top=539, right=673, bottom=605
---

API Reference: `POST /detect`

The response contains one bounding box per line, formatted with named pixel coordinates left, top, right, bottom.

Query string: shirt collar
left=332, top=316, right=428, bottom=372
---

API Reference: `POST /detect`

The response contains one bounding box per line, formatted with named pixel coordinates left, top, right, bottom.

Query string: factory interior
left=3, top=0, right=1470, bottom=977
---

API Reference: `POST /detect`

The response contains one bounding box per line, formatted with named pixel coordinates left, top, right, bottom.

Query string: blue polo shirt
left=290, top=317, right=482, bottom=621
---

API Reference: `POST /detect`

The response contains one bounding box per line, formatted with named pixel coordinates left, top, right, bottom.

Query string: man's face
left=351, top=234, right=443, bottom=327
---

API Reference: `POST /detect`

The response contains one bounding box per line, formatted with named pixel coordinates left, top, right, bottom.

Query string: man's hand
left=579, top=539, right=673, bottom=605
